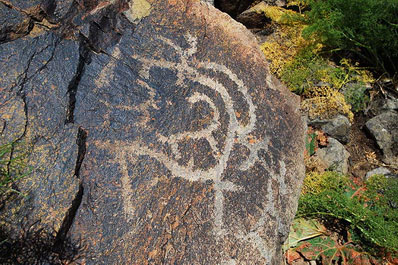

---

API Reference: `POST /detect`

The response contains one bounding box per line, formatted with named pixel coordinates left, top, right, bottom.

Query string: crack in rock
left=53, top=126, right=87, bottom=249
left=65, top=41, right=91, bottom=124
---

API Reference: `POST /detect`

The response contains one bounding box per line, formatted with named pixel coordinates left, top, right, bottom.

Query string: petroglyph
left=95, top=47, right=121, bottom=89
left=94, top=34, right=288, bottom=247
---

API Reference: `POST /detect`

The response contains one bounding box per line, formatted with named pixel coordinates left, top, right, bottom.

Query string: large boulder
left=0, top=2, right=31, bottom=43
left=0, top=0, right=305, bottom=264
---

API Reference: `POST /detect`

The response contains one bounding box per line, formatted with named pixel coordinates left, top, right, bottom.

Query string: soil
left=345, top=113, right=384, bottom=180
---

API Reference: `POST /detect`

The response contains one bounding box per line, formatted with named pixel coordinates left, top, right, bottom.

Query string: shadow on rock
left=0, top=222, right=83, bottom=265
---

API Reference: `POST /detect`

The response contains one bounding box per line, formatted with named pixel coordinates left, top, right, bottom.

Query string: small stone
left=263, top=0, right=287, bottom=6
left=365, top=167, right=392, bottom=179
left=314, top=138, right=350, bottom=175
left=309, top=115, right=351, bottom=144
left=236, top=2, right=272, bottom=29
left=365, top=110, right=398, bottom=165
left=202, top=0, right=214, bottom=5
left=384, top=98, right=398, bottom=111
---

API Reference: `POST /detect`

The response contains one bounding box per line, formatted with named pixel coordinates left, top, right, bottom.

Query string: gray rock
left=263, top=0, right=287, bottom=6
left=314, top=138, right=350, bottom=175
left=366, top=167, right=392, bottom=179
left=0, top=2, right=31, bottom=43
left=236, top=1, right=287, bottom=29
left=236, top=2, right=272, bottom=29
left=385, top=98, right=398, bottom=111
left=309, top=115, right=351, bottom=144
left=365, top=93, right=398, bottom=116
left=202, top=0, right=214, bottom=5
left=365, top=111, right=398, bottom=165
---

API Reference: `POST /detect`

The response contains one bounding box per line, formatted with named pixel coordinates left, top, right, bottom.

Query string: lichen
left=124, top=0, right=152, bottom=24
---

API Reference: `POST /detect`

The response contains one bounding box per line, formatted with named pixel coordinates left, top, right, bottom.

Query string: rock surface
left=366, top=111, right=398, bottom=165
left=0, top=0, right=305, bottom=264
left=215, top=0, right=255, bottom=18
left=236, top=1, right=273, bottom=29
left=367, top=95, right=398, bottom=116
left=365, top=167, right=393, bottom=179
left=202, top=0, right=214, bottom=5
left=314, top=138, right=350, bottom=175
left=309, top=115, right=351, bottom=144
left=384, top=98, right=398, bottom=111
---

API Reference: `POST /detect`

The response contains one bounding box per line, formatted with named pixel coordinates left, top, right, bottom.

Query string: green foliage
left=301, top=86, right=354, bottom=121
left=0, top=141, right=30, bottom=195
left=297, top=171, right=398, bottom=255
left=287, top=0, right=310, bottom=14
left=301, top=236, right=346, bottom=263
left=280, top=48, right=345, bottom=94
left=343, top=83, right=370, bottom=112
left=363, top=175, right=398, bottom=224
left=301, top=171, right=348, bottom=195
left=286, top=217, right=376, bottom=264
left=303, top=0, right=398, bottom=75
left=305, top=132, right=317, bottom=156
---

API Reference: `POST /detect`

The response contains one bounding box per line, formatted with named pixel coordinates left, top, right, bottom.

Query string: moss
left=124, top=0, right=152, bottom=24
left=260, top=5, right=374, bottom=121
left=301, top=171, right=348, bottom=195
left=301, top=86, right=354, bottom=121
left=261, top=24, right=309, bottom=77
left=261, top=18, right=356, bottom=121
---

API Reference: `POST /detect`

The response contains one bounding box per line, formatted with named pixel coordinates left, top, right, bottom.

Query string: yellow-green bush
left=260, top=3, right=375, bottom=119
left=261, top=25, right=309, bottom=76
left=301, top=171, right=348, bottom=195
left=301, top=86, right=354, bottom=121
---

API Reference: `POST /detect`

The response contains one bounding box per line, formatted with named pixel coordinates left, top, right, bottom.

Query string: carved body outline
left=93, top=33, right=288, bottom=262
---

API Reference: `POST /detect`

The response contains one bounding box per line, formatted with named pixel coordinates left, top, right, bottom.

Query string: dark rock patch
left=214, top=0, right=256, bottom=18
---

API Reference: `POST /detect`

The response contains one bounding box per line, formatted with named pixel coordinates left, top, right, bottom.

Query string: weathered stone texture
left=0, top=0, right=305, bottom=264
left=366, top=111, right=398, bottom=165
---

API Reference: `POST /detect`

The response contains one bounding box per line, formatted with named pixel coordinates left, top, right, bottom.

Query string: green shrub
left=280, top=47, right=345, bottom=94
left=343, top=83, right=370, bottom=112
left=303, top=0, right=398, bottom=75
left=297, top=172, right=398, bottom=255
left=0, top=141, right=29, bottom=195
left=301, top=171, right=348, bottom=195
